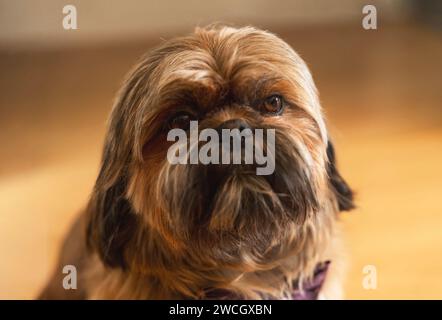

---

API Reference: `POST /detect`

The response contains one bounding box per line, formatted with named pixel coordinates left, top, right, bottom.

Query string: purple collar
left=203, top=261, right=330, bottom=300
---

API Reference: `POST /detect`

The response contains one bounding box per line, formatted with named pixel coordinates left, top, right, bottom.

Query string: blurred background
left=0, top=0, right=441, bottom=299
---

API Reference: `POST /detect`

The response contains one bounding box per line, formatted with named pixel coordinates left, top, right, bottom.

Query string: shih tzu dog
left=39, top=25, right=354, bottom=300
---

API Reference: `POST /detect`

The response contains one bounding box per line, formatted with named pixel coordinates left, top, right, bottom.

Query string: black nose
left=217, top=119, right=251, bottom=132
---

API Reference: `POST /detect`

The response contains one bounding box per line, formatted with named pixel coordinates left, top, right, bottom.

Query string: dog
left=39, top=25, right=354, bottom=300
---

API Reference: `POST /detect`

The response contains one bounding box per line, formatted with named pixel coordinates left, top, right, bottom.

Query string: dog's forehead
left=150, top=27, right=310, bottom=112
left=133, top=26, right=327, bottom=143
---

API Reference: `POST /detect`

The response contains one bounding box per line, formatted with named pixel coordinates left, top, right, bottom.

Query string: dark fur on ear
left=85, top=102, right=140, bottom=269
left=85, top=51, right=164, bottom=269
left=327, top=140, right=355, bottom=211
left=86, top=175, right=138, bottom=269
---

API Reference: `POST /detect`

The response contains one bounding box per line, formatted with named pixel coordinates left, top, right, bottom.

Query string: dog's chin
left=158, top=157, right=318, bottom=254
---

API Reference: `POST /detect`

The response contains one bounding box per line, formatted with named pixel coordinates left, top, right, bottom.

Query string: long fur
left=40, top=25, right=354, bottom=300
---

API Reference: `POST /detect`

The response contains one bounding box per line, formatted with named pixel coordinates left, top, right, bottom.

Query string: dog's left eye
left=168, top=112, right=193, bottom=130
left=262, top=95, right=285, bottom=115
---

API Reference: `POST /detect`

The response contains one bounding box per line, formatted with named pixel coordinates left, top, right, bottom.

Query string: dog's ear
left=85, top=53, right=165, bottom=268
left=86, top=176, right=138, bottom=269
left=86, top=111, right=139, bottom=269
left=326, top=140, right=355, bottom=211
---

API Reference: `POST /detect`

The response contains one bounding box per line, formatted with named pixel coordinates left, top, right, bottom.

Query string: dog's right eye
left=168, top=112, right=192, bottom=130
left=262, top=95, right=285, bottom=115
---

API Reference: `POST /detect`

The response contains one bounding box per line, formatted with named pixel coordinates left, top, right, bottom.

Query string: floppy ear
left=86, top=175, right=138, bottom=269
left=86, top=110, right=139, bottom=269
left=84, top=51, right=166, bottom=268
left=326, top=140, right=355, bottom=211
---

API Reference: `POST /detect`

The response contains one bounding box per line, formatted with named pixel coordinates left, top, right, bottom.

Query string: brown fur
left=39, top=25, right=353, bottom=300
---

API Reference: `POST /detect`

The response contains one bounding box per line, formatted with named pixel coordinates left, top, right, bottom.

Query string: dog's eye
left=262, top=95, right=285, bottom=115
left=168, top=112, right=192, bottom=130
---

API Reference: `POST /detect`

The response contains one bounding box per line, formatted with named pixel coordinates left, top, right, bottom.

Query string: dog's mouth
left=181, top=153, right=317, bottom=232
left=202, top=163, right=261, bottom=218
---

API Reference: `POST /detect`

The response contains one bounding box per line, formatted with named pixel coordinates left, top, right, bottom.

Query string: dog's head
left=86, top=25, right=354, bottom=297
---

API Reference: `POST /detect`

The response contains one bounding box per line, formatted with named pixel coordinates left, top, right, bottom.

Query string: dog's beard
left=152, top=119, right=324, bottom=262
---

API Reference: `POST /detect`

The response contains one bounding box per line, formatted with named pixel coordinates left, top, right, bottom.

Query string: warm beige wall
left=0, top=0, right=409, bottom=49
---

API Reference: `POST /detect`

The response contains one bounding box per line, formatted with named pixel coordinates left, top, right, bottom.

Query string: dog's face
left=87, top=26, right=353, bottom=296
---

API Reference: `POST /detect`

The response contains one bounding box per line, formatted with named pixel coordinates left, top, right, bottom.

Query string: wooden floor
left=0, top=23, right=441, bottom=299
